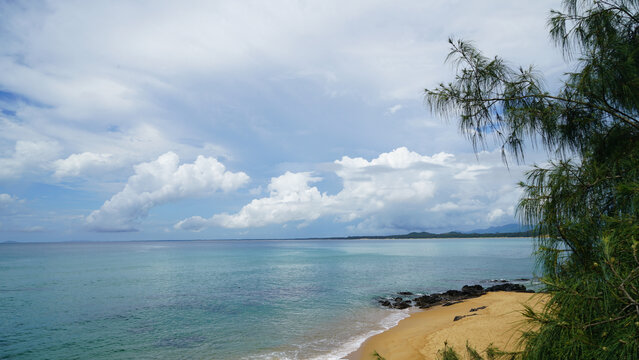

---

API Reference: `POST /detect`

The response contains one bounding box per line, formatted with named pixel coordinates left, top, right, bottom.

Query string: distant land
left=343, top=230, right=534, bottom=240
left=0, top=224, right=535, bottom=243
left=329, top=223, right=535, bottom=240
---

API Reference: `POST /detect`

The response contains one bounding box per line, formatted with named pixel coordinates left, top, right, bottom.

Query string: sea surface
left=0, top=238, right=537, bottom=360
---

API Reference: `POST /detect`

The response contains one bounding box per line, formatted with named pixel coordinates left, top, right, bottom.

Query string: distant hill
left=344, top=224, right=535, bottom=240
left=465, top=223, right=532, bottom=234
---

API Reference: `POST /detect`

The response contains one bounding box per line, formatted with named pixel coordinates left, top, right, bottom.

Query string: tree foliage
left=426, top=1, right=639, bottom=358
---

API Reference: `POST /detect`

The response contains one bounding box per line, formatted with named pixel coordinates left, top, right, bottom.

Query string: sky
left=0, top=0, right=569, bottom=242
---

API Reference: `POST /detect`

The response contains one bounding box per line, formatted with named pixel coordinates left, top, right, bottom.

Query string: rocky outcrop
left=461, top=285, right=484, bottom=296
left=378, top=283, right=533, bottom=309
left=413, top=294, right=443, bottom=308
left=485, top=283, right=532, bottom=293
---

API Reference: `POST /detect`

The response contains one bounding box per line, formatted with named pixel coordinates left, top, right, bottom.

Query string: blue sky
left=0, top=0, right=566, bottom=242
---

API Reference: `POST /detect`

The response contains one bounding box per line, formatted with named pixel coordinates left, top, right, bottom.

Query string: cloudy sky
left=0, top=0, right=567, bottom=242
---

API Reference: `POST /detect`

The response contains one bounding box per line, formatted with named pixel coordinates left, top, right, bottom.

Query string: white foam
left=311, top=309, right=410, bottom=360
left=247, top=309, right=411, bottom=360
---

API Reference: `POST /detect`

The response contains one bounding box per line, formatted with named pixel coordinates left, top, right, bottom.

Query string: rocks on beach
left=377, top=282, right=533, bottom=309
left=470, top=305, right=487, bottom=312
left=453, top=313, right=477, bottom=321
left=485, top=283, right=530, bottom=292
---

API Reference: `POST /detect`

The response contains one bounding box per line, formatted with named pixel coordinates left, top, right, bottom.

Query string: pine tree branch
left=456, top=93, right=639, bottom=131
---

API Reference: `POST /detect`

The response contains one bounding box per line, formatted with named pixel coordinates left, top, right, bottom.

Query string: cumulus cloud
left=0, top=140, right=61, bottom=179
left=0, top=117, right=233, bottom=185
left=175, top=147, right=524, bottom=233
left=177, top=172, right=327, bottom=231
left=0, top=1, right=562, bottom=239
left=53, top=152, right=119, bottom=178
left=87, top=152, right=249, bottom=232
left=0, top=1, right=562, bottom=179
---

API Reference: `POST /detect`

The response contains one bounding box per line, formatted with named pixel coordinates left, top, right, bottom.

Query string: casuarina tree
left=426, top=0, right=639, bottom=358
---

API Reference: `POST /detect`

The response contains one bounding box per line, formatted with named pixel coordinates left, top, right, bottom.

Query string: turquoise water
left=0, top=238, right=536, bottom=359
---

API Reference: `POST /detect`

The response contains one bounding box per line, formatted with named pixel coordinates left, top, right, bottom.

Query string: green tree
left=425, top=0, right=639, bottom=358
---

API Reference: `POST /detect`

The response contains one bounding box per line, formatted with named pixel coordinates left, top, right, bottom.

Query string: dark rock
left=470, top=306, right=487, bottom=312
left=453, top=313, right=477, bottom=321
left=461, top=285, right=484, bottom=296
left=378, top=283, right=531, bottom=311
left=442, top=289, right=465, bottom=299
left=414, top=294, right=443, bottom=308
left=486, top=283, right=528, bottom=292
left=393, top=301, right=411, bottom=309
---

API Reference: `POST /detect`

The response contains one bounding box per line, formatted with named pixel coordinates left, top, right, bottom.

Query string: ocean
left=0, top=238, right=536, bottom=359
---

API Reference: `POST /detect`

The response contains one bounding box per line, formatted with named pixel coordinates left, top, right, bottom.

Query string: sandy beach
left=347, top=291, right=548, bottom=360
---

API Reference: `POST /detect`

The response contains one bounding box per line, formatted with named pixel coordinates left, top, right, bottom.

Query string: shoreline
left=346, top=291, right=547, bottom=360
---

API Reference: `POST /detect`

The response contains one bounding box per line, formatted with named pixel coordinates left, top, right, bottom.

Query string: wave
left=246, top=308, right=411, bottom=360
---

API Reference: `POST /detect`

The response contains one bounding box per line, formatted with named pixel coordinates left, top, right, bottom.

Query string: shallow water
left=0, top=238, right=536, bottom=359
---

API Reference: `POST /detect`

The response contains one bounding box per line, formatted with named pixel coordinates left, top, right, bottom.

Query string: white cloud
left=387, top=104, right=403, bottom=114
left=177, top=172, right=327, bottom=230
left=0, top=1, right=563, bottom=179
left=330, top=147, right=442, bottom=221
left=0, top=0, right=564, bottom=239
left=176, top=147, right=524, bottom=233
left=0, top=0, right=564, bottom=129
left=87, top=152, right=249, bottom=232
left=453, top=164, right=491, bottom=180
left=0, top=117, right=233, bottom=185
left=488, top=208, right=506, bottom=222
left=53, top=152, right=118, bottom=178
left=0, top=140, right=61, bottom=179
left=0, top=193, right=18, bottom=203
left=429, top=201, right=459, bottom=212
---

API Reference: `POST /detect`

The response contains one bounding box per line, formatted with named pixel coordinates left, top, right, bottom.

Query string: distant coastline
left=1, top=230, right=536, bottom=244
left=342, top=230, right=535, bottom=240
left=1, top=224, right=536, bottom=243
